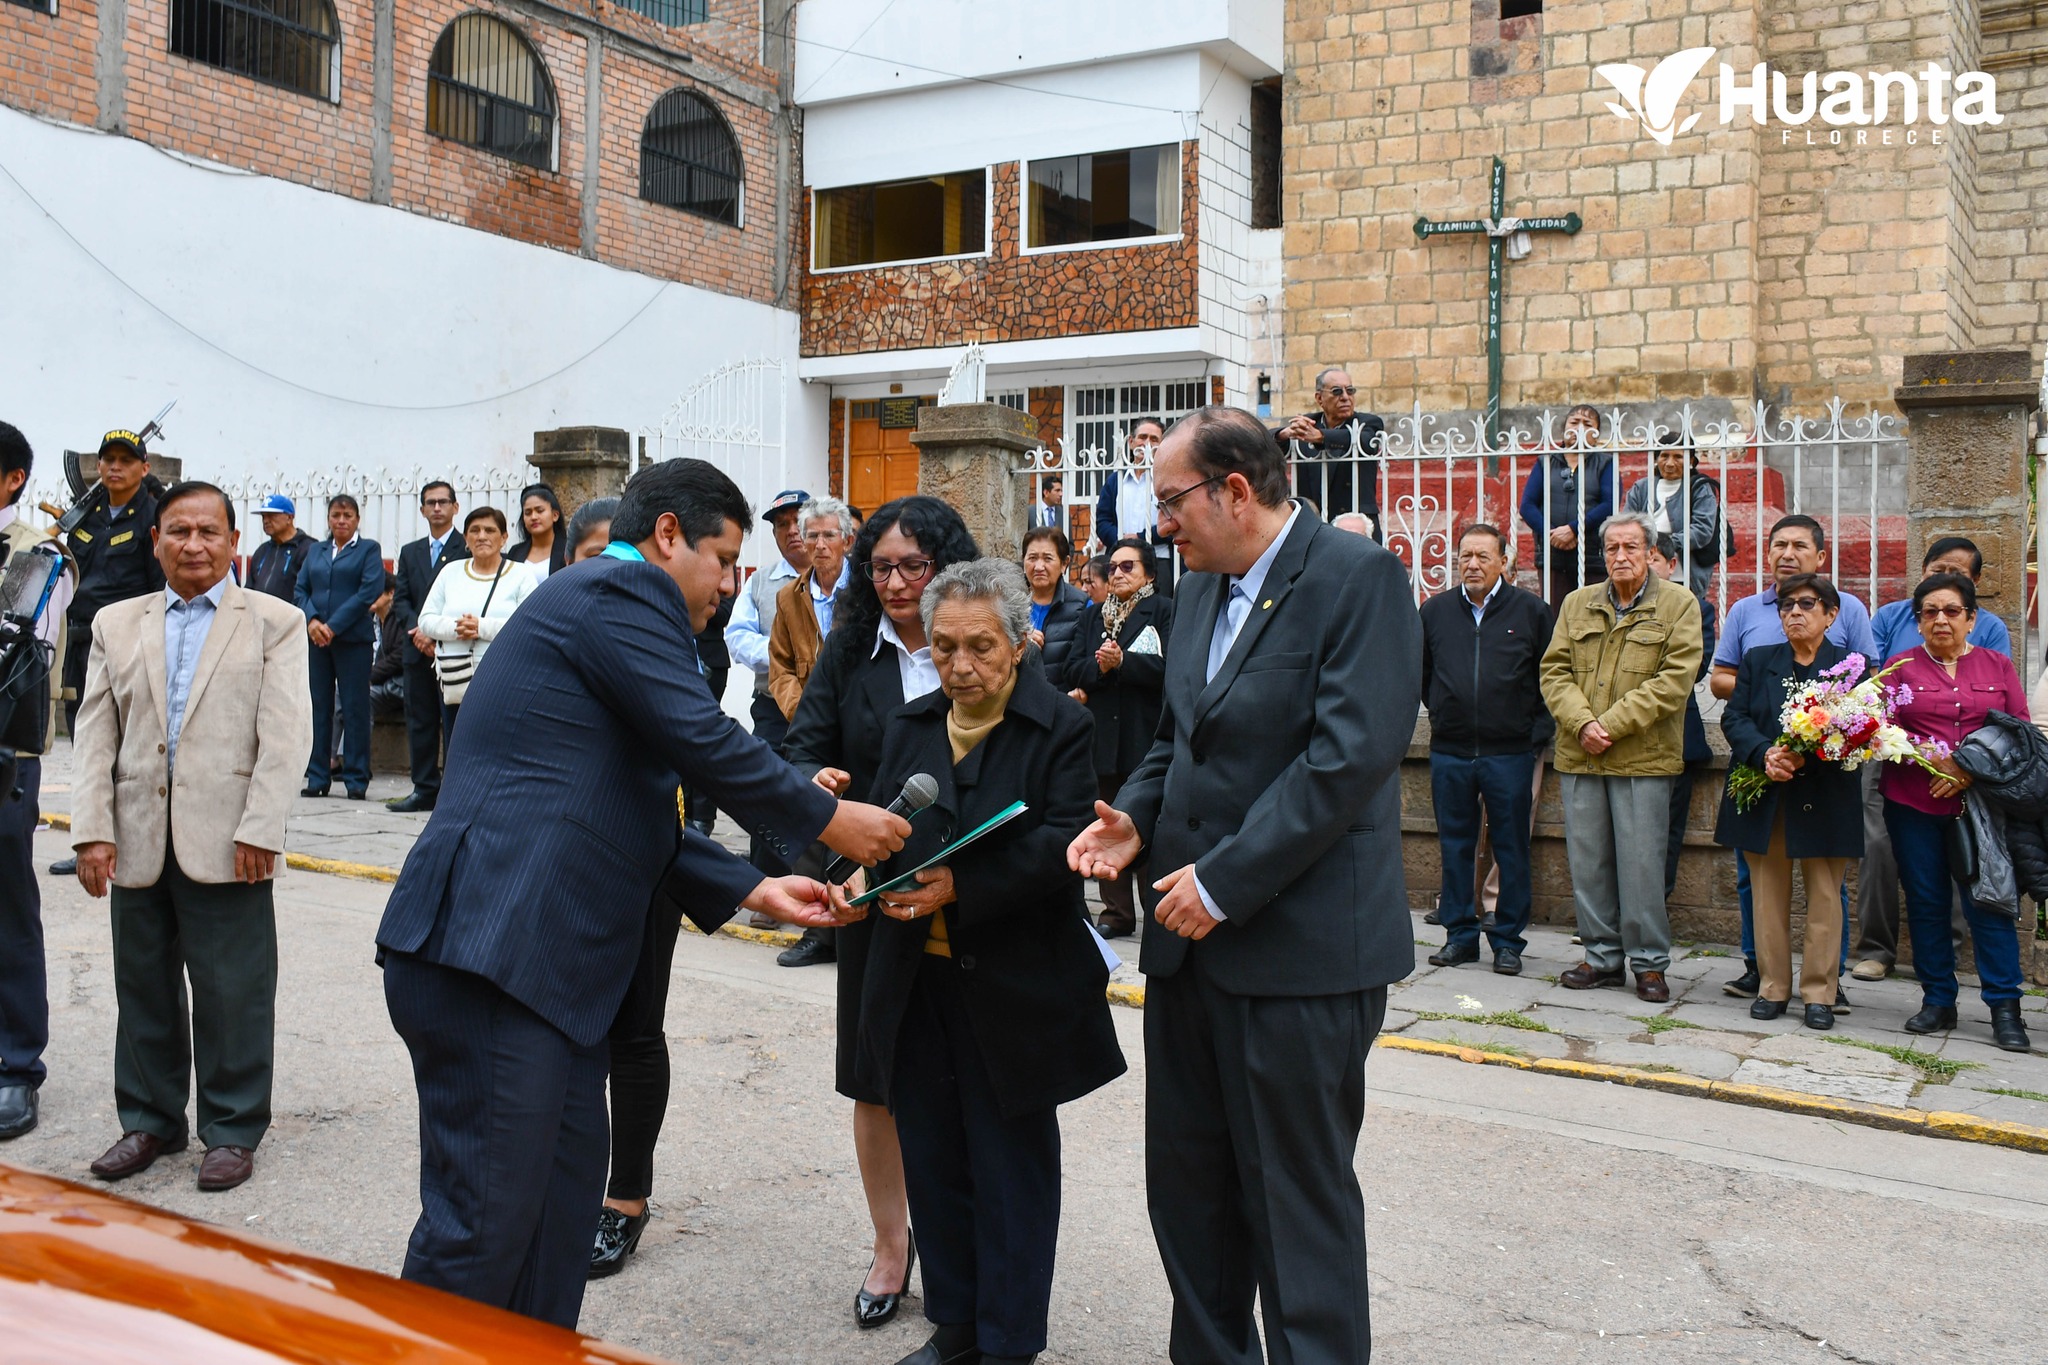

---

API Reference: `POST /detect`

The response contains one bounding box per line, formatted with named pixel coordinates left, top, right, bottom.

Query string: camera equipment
left=0, top=542, right=65, bottom=801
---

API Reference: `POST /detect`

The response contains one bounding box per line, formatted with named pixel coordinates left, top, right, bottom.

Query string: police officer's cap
left=98, top=430, right=149, bottom=460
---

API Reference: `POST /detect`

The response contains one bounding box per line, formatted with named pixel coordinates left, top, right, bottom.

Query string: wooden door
left=846, top=398, right=930, bottom=513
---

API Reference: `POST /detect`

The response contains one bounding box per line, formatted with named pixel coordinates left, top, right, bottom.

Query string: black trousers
left=1146, top=962, right=1387, bottom=1365
left=307, top=640, right=372, bottom=791
left=1096, top=774, right=1137, bottom=928
left=0, top=757, right=47, bottom=1089
left=61, top=620, right=90, bottom=735
left=402, top=657, right=447, bottom=801
left=605, top=898, right=686, bottom=1202
left=892, top=956, right=1061, bottom=1358
left=110, top=830, right=277, bottom=1150
left=682, top=666, right=728, bottom=830
left=385, top=953, right=609, bottom=1329
left=746, top=690, right=791, bottom=872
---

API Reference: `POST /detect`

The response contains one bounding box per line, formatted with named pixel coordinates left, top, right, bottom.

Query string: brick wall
left=1973, top=29, right=2048, bottom=354
left=799, top=144, right=1200, bottom=357
left=2, top=0, right=788, bottom=304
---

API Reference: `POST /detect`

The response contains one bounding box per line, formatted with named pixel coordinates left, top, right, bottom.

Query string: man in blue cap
left=245, top=494, right=316, bottom=603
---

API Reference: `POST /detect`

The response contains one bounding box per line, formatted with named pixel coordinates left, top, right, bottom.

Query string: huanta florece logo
left=1596, top=47, right=2003, bottom=146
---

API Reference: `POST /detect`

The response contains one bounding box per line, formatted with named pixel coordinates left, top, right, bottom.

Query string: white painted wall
left=0, top=104, right=826, bottom=571
left=792, top=0, right=1280, bottom=107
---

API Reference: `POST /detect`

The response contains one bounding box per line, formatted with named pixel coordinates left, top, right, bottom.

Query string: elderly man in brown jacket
left=71, top=481, right=312, bottom=1192
left=766, top=495, right=853, bottom=721
left=1539, top=510, right=1702, bottom=1005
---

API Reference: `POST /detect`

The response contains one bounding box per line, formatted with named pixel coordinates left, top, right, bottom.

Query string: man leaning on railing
left=1274, top=366, right=1385, bottom=541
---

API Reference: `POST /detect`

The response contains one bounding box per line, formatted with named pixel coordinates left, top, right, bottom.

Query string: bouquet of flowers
left=1725, top=655, right=1947, bottom=813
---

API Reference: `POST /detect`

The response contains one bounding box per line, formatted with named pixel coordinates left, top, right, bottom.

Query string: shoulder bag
left=433, top=561, right=506, bottom=704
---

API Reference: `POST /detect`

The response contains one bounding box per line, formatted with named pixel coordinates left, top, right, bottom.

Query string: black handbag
left=1945, top=809, right=1978, bottom=886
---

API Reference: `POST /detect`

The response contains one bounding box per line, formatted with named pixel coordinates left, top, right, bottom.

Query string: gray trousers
left=1561, top=772, right=1674, bottom=974
left=1852, top=762, right=1966, bottom=966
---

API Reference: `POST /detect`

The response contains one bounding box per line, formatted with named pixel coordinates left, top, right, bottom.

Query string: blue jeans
left=1431, top=750, right=1536, bottom=956
left=1736, top=851, right=1849, bottom=967
left=1882, top=801, right=2024, bottom=1007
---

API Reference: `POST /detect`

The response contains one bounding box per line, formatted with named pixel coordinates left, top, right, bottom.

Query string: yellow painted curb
left=686, top=920, right=802, bottom=950
left=1377, top=1034, right=2048, bottom=1156
left=42, top=812, right=403, bottom=885
left=1106, top=981, right=1146, bottom=1009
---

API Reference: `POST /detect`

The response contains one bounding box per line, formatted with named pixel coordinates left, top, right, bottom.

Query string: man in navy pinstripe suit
left=376, top=459, right=907, bottom=1329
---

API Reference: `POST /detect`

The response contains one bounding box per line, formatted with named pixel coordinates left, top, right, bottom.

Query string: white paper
left=1128, top=624, right=1163, bottom=657
left=1085, top=920, right=1123, bottom=973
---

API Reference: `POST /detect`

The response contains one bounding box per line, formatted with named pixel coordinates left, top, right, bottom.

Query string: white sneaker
left=1849, top=958, right=1889, bottom=982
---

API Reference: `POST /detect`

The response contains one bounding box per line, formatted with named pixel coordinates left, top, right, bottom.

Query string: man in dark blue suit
left=376, top=459, right=907, bottom=1329
left=293, top=494, right=384, bottom=798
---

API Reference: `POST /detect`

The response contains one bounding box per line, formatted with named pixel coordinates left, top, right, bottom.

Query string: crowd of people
left=0, top=396, right=2043, bottom=1365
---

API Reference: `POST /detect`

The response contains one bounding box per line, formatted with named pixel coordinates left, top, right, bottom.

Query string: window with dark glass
left=427, top=14, right=556, bottom=171
left=1027, top=143, right=1180, bottom=249
left=4, top=0, right=58, bottom=15
left=614, top=0, right=706, bottom=24
left=812, top=170, right=987, bottom=270
left=169, top=0, right=338, bottom=101
left=641, top=88, right=742, bottom=224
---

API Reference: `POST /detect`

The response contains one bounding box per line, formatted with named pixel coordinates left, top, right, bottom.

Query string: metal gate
left=641, top=357, right=788, bottom=574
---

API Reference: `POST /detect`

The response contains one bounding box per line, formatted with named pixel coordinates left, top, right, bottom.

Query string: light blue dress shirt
left=1194, top=506, right=1301, bottom=921
left=164, top=578, right=229, bottom=774
left=1712, top=584, right=1877, bottom=668
left=1466, top=575, right=1503, bottom=625
left=809, top=561, right=850, bottom=637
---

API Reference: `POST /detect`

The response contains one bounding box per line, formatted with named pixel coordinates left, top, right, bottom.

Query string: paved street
left=12, top=822, right=2048, bottom=1364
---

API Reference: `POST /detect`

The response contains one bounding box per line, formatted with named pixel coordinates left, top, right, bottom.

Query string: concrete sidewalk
left=34, top=738, right=2048, bottom=1138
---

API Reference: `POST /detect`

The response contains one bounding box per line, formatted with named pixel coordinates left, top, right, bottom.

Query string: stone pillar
left=910, top=403, right=1037, bottom=559
left=148, top=454, right=183, bottom=486
left=1895, top=350, right=2045, bottom=986
left=1895, top=350, right=2040, bottom=645
left=530, top=426, right=631, bottom=526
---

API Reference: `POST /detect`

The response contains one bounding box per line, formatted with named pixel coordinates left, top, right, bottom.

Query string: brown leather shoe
left=1558, top=961, right=1626, bottom=990
left=197, top=1145, right=255, bottom=1192
left=90, top=1130, right=187, bottom=1181
left=1634, top=971, right=1671, bottom=1003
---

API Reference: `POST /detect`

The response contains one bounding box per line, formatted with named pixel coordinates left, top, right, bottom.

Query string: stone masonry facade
left=800, top=145, right=1200, bottom=357
left=0, top=0, right=793, bottom=304
left=1283, top=0, right=2047, bottom=417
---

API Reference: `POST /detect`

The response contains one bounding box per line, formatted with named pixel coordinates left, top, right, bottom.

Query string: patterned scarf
left=1101, top=581, right=1155, bottom=642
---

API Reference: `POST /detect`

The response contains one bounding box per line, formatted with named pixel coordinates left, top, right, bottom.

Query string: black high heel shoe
left=856, top=1229, right=917, bottom=1329
left=589, top=1205, right=650, bottom=1279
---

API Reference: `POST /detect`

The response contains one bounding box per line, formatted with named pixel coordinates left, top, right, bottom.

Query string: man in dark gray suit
left=1070, top=405, right=1422, bottom=1364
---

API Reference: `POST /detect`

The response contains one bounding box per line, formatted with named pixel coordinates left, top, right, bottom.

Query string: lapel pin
left=1262, top=599, right=1274, bottom=610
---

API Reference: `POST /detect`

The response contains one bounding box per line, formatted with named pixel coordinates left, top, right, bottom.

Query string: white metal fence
left=1025, top=399, right=1913, bottom=628
left=640, top=356, right=788, bottom=575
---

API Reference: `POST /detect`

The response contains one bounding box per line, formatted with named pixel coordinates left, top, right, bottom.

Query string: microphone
left=823, top=772, right=938, bottom=884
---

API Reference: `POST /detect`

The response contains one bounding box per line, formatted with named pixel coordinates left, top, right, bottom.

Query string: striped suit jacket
left=375, top=555, right=837, bottom=1045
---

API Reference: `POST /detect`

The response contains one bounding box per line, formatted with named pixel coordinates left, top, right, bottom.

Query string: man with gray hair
left=768, top=494, right=855, bottom=967
left=1274, top=366, right=1384, bottom=541
left=1539, top=510, right=1702, bottom=1004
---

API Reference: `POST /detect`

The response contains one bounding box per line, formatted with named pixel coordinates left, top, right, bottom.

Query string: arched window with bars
left=169, top=0, right=339, bottom=101
left=640, top=88, right=742, bottom=226
left=426, top=13, right=557, bottom=171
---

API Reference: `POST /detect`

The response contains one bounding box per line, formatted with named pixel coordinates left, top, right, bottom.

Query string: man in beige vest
left=0, top=421, right=71, bottom=1142
left=71, top=481, right=311, bottom=1191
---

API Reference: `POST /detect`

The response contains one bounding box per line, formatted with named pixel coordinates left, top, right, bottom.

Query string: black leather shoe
left=1422, top=907, right=1441, bottom=925
left=894, top=1323, right=977, bottom=1365
left=300, top=786, right=330, bottom=798
left=856, top=1228, right=916, bottom=1329
left=1723, top=961, right=1760, bottom=998
left=1750, top=997, right=1787, bottom=1020
left=1493, top=949, right=1523, bottom=976
left=47, top=856, right=76, bottom=876
left=777, top=929, right=836, bottom=968
left=685, top=818, right=715, bottom=839
left=589, top=1205, right=650, bottom=1279
left=1427, top=943, right=1479, bottom=968
left=1904, top=1003, right=1958, bottom=1035
left=1990, top=1000, right=2032, bottom=1053
left=386, top=793, right=435, bottom=813
left=0, top=1084, right=36, bottom=1140
left=346, top=788, right=368, bottom=801
left=1803, top=1003, right=1835, bottom=1031
left=981, top=1356, right=1038, bottom=1365
left=1832, top=985, right=1851, bottom=1014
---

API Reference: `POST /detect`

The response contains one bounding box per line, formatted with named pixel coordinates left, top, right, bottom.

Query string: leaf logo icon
left=1595, top=47, right=1716, bottom=144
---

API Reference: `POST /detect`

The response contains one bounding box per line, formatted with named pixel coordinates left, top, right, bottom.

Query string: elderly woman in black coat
left=1715, top=573, right=1866, bottom=1031
left=834, top=557, right=1125, bottom=1365
left=1057, top=535, right=1172, bottom=937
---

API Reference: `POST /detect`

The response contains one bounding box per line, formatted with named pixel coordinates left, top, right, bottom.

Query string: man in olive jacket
left=1539, top=511, right=1702, bottom=1004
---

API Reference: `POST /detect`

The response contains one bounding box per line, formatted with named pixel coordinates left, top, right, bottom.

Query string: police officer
left=47, top=430, right=164, bottom=877
left=1, top=419, right=72, bottom=1140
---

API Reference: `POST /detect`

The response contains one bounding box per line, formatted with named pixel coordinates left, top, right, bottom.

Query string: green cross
left=1414, top=157, right=1581, bottom=449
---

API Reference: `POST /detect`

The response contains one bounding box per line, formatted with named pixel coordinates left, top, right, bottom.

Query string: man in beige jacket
left=71, top=481, right=312, bottom=1192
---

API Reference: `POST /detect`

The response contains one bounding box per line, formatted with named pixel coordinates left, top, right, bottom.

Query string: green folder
left=848, top=800, right=1031, bottom=908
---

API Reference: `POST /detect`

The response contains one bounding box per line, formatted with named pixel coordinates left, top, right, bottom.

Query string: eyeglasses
left=1918, top=604, right=1969, bottom=620
left=1156, top=473, right=1228, bottom=520
left=421, top=498, right=455, bottom=508
left=867, top=557, right=935, bottom=584
left=1320, top=386, right=1358, bottom=397
left=1778, top=596, right=1826, bottom=613
left=1108, top=559, right=1144, bottom=576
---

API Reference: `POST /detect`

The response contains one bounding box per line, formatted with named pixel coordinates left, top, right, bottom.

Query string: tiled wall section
left=799, top=143, right=1201, bottom=357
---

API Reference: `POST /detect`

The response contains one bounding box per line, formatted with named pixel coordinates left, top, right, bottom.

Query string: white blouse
left=420, top=557, right=538, bottom=665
